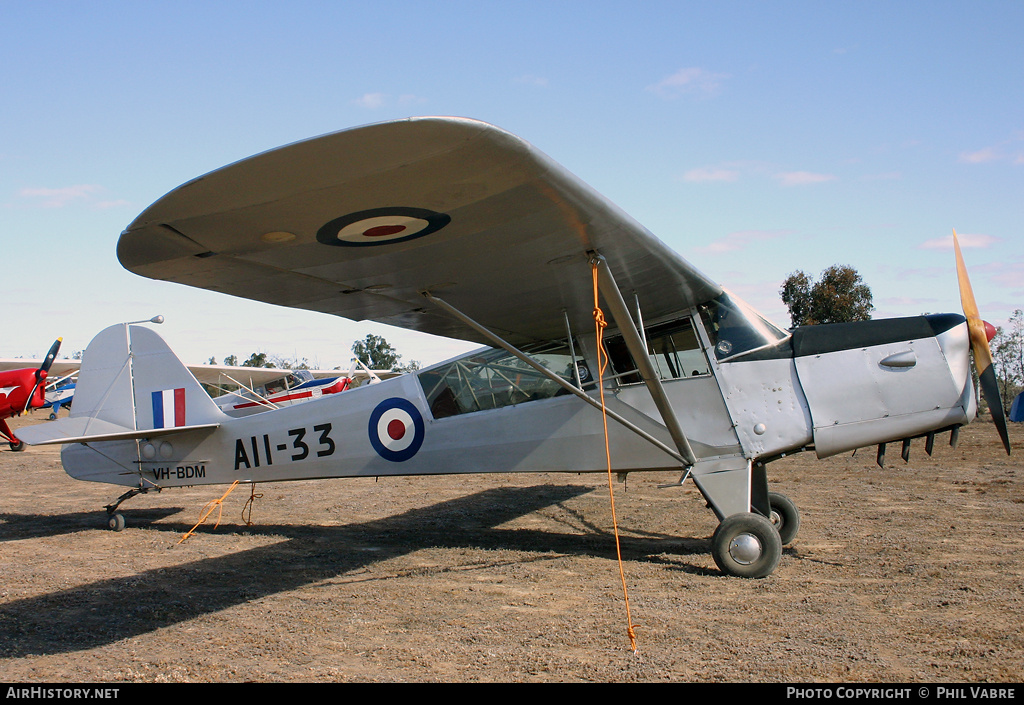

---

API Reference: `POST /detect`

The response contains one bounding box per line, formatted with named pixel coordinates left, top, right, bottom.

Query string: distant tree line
left=210, top=334, right=419, bottom=373
left=992, top=309, right=1024, bottom=415
left=210, top=352, right=311, bottom=370
left=780, top=264, right=874, bottom=328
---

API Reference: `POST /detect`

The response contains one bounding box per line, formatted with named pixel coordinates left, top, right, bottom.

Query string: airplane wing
left=0, top=359, right=81, bottom=377
left=186, top=364, right=397, bottom=387
left=187, top=364, right=310, bottom=387
left=118, top=117, right=722, bottom=346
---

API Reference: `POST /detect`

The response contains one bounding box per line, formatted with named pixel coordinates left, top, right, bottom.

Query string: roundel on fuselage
left=368, top=397, right=425, bottom=462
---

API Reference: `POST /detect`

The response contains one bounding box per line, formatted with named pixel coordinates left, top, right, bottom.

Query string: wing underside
left=118, top=117, right=721, bottom=345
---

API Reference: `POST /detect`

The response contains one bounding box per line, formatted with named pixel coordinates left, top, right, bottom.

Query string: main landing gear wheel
left=711, top=512, right=782, bottom=578
left=9, top=440, right=24, bottom=452
left=768, top=491, right=800, bottom=545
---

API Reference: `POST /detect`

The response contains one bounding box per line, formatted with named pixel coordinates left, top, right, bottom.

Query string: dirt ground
left=0, top=413, right=1021, bottom=683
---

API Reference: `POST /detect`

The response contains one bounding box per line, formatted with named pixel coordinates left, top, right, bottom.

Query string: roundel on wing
left=317, top=207, right=451, bottom=247
left=368, top=397, right=425, bottom=462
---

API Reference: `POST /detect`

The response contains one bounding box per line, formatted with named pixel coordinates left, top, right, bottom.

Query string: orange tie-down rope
left=178, top=480, right=241, bottom=544
left=592, top=261, right=639, bottom=654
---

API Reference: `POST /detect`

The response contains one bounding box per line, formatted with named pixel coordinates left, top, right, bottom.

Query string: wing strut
left=590, top=254, right=698, bottom=468
left=421, top=291, right=689, bottom=466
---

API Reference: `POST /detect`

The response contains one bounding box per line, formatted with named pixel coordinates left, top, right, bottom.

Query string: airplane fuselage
left=58, top=309, right=974, bottom=516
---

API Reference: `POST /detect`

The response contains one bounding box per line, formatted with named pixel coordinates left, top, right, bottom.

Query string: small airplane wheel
left=711, top=512, right=781, bottom=579
left=9, top=440, right=25, bottom=452
left=107, top=513, right=126, bottom=532
left=49, top=413, right=57, bottom=420
left=768, top=491, right=800, bottom=545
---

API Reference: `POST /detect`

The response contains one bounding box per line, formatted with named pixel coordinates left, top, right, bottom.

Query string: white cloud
left=647, top=67, right=729, bottom=99
left=17, top=184, right=106, bottom=208
left=354, top=93, right=425, bottom=109
left=918, top=233, right=1000, bottom=250
left=694, top=229, right=791, bottom=255
left=353, top=93, right=387, bottom=109
left=990, top=262, right=1024, bottom=292
left=959, top=147, right=999, bottom=164
left=957, top=133, right=1024, bottom=165
left=774, top=171, right=836, bottom=187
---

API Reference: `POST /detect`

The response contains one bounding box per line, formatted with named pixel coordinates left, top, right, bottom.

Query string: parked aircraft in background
left=1, top=351, right=396, bottom=423
left=43, top=376, right=77, bottom=419
left=19, top=117, right=1010, bottom=578
left=0, top=339, right=62, bottom=450
left=198, top=360, right=398, bottom=416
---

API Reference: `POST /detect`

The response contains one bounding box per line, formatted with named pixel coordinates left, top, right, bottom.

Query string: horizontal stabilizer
left=16, top=417, right=219, bottom=446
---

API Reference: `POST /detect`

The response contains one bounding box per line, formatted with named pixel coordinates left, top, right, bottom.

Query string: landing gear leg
left=1, top=419, right=24, bottom=451
left=103, top=486, right=159, bottom=531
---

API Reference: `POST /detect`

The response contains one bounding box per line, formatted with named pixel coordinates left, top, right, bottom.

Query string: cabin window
left=697, top=292, right=789, bottom=361
left=418, top=340, right=586, bottom=420
left=605, top=316, right=710, bottom=384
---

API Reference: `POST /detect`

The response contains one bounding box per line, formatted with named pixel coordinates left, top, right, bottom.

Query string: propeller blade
left=39, top=337, right=62, bottom=374
left=23, top=338, right=62, bottom=413
left=953, top=230, right=1010, bottom=455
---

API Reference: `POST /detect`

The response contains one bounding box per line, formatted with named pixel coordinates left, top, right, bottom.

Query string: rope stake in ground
left=592, top=261, right=639, bottom=654
left=178, top=480, right=241, bottom=544
left=242, top=483, right=263, bottom=526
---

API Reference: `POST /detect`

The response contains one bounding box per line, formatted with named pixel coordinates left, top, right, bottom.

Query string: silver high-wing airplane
left=19, top=117, right=1010, bottom=578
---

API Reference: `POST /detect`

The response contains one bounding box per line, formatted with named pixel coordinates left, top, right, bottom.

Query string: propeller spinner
left=953, top=230, right=1011, bottom=455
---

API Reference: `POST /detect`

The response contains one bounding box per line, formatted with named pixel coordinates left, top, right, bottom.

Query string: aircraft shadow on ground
left=0, top=508, right=181, bottom=542
left=0, top=484, right=709, bottom=657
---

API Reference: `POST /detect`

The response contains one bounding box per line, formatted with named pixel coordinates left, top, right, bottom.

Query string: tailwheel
left=711, top=512, right=782, bottom=578
left=768, top=491, right=800, bottom=545
left=102, top=486, right=158, bottom=532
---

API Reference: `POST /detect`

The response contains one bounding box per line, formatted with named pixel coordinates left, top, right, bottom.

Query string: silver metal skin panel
left=794, top=319, right=974, bottom=458
left=715, top=356, right=814, bottom=459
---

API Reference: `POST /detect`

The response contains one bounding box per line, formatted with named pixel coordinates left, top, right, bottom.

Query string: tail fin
left=18, top=323, right=225, bottom=445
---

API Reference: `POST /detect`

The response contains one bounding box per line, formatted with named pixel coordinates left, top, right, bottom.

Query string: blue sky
left=3, top=1, right=1022, bottom=368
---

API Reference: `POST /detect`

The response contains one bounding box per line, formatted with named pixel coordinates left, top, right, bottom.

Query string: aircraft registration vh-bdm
left=19, top=117, right=1011, bottom=578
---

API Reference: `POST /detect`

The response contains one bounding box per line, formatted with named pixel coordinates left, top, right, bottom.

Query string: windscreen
left=698, top=291, right=789, bottom=361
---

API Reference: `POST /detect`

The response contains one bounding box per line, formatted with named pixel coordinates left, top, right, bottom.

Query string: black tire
left=9, top=440, right=24, bottom=452
left=107, top=513, right=126, bottom=532
left=768, top=491, right=800, bottom=545
left=711, top=512, right=782, bottom=578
